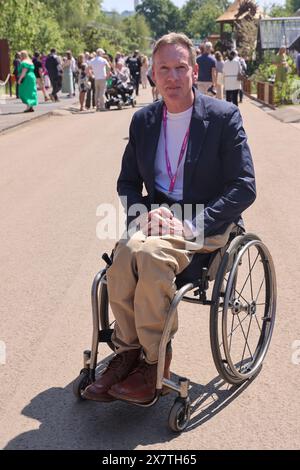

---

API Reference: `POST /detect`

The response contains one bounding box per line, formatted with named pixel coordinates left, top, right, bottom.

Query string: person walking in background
left=46, top=48, right=62, bottom=102
left=33, top=52, right=50, bottom=102
left=215, top=51, right=224, bottom=100
left=196, top=42, right=217, bottom=96
left=141, top=55, right=149, bottom=89
left=61, top=51, right=74, bottom=97
left=235, top=51, right=247, bottom=103
left=126, top=50, right=142, bottom=96
left=89, top=48, right=110, bottom=111
left=78, top=63, right=91, bottom=111
left=70, top=51, right=76, bottom=96
left=41, top=53, right=51, bottom=90
left=18, top=50, right=38, bottom=112
left=85, top=64, right=96, bottom=110
left=13, top=52, right=21, bottom=99
left=223, top=50, right=241, bottom=106
left=147, top=60, right=159, bottom=102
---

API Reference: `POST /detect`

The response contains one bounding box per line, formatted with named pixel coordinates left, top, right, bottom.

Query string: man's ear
left=193, top=64, right=198, bottom=84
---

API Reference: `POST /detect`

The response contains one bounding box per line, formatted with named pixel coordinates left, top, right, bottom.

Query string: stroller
left=105, top=75, right=136, bottom=110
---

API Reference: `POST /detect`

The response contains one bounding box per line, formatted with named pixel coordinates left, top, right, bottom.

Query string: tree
left=185, top=1, right=224, bottom=39
left=136, top=0, right=181, bottom=38
left=39, top=0, right=103, bottom=29
left=121, top=15, right=152, bottom=52
left=268, top=4, right=291, bottom=17
left=0, top=0, right=64, bottom=54
left=286, top=0, right=300, bottom=13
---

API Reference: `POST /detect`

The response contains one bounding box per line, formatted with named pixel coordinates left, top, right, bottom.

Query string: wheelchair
left=73, top=228, right=276, bottom=432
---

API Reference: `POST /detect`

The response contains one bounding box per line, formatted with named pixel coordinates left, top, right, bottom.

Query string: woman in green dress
left=18, top=50, right=38, bottom=112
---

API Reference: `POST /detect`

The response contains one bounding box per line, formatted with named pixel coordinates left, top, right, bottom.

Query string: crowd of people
left=195, top=41, right=248, bottom=106
left=11, top=47, right=153, bottom=113
left=11, top=41, right=252, bottom=114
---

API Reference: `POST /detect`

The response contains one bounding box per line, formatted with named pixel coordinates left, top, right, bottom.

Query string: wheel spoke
left=236, top=313, right=253, bottom=360
left=232, top=286, right=249, bottom=306
left=229, top=310, right=235, bottom=352
left=254, top=314, right=262, bottom=333
left=239, top=314, right=254, bottom=371
left=255, top=277, right=265, bottom=304
left=237, top=252, right=260, bottom=301
left=247, top=248, right=254, bottom=301
left=218, top=313, right=248, bottom=348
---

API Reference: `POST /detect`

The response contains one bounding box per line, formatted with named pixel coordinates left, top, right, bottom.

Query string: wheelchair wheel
left=99, top=277, right=115, bottom=351
left=210, top=233, right=276, bottom=385
left=73, top=369, right=91, bottom=400
left=168, top=397, right=191, bottom=432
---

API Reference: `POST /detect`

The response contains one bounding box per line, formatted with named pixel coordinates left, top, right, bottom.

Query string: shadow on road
left=4, top=356, right=257, bottom=450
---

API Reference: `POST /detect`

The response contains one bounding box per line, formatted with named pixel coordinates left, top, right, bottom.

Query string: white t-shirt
left=155, top=105, right=193, bottom=201
left=223, top=59, right=241, bottom=91
left=89, top=56, right=109, bottom=80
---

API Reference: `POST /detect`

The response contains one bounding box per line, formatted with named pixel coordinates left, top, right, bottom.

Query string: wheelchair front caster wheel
left=73, top=369, right=91, bottom=401
left=168, top=397, right=191, bottom=432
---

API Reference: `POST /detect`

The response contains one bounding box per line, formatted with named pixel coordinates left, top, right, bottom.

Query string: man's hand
left=140, top=207, right=184, bottom=237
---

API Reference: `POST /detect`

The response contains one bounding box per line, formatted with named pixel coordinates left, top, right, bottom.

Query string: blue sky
left=102, top=0, right=284, bottom=13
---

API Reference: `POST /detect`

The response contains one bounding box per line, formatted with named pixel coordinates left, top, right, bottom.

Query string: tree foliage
left=136, top=0, right=181, bottom=39
left=286, top=0, right=300, bottom=13
left=268, top=0, right=300, bottom=16
left=185, top=1, right=224, bottom=39
left=0, top=0, right=64, bottom=53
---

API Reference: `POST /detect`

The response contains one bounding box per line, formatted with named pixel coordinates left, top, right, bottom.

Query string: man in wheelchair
left=83, top=33, right=256, bottom=404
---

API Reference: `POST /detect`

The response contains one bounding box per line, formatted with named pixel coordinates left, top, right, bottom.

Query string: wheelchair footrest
left=98, top=329, right=114, bottom=342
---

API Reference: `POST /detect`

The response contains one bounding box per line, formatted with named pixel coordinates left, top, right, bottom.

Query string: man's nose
left=166, top=68, right=179, bottom=80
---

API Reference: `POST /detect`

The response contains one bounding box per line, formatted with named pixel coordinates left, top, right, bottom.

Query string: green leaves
left=185, top=1, right=224, bottom=39
left=136, top=0, right=181, bottom=39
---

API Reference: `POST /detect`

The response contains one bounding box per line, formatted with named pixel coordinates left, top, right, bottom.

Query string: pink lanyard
left=162, top=105, right=190, bottom=193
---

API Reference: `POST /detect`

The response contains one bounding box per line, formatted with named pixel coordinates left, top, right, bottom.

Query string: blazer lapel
left=183, top=92, right=209, bottom=198
left=144, top=101, right=164, bottom=200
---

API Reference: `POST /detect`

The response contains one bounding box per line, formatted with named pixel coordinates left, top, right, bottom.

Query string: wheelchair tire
left=99, top=279, right=115, bottom=352
left=168, top=397, right=191, bottom=432
left=73, top=369, right=91, bottom=400
left=210, top=233, right=276, bottom=385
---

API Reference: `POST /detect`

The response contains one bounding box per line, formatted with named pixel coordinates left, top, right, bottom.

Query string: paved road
left=0, top=89, right=299, bottom=450
left=0, top=90, right=79, bottom=134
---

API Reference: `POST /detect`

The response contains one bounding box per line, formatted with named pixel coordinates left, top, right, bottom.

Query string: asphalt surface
left=0, top=90, right=79, bottom=134
left=0, top=89, right=299, bottom=450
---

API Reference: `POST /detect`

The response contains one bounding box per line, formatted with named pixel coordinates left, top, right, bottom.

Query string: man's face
left=153, top=44, right=195, bottom=105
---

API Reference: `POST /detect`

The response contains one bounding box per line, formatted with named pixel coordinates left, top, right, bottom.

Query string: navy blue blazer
left=117, top=90, right=256, bottom=237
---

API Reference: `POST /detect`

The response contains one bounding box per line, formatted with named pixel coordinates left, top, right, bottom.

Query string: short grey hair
left=204, top=41, right=213, bottom=52
left=152, top=32, right=196, bottom=66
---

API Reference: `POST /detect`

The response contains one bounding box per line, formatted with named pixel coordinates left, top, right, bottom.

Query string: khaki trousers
left=95, top=78, right=106, bottom=110
left=107, top=225, right=235, bottom=363
left=197, top=81, right=213, bottom=95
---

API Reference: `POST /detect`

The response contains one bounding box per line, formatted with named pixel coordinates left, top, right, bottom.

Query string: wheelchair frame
left=73, top=231, right=276, bottom=432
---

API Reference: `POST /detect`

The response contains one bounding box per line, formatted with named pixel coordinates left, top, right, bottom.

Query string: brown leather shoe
left=108, top=350, right=172, bottom=404
left=83, top=349, right=141, bottom=402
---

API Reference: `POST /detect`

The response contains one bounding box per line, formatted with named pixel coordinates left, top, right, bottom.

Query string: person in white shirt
left=89, top=48, right=110, bottom=111
left=223, top=50, right=242, bottom=106
left=83, top=33, right=256, bottom=404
